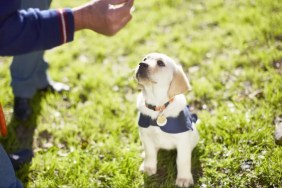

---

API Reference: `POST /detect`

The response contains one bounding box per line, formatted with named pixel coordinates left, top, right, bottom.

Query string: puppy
left=135, top=53, right=199, bottom=187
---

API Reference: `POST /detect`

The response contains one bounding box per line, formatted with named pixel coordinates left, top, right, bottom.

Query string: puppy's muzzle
left=136, top=62, right=149, bottom=79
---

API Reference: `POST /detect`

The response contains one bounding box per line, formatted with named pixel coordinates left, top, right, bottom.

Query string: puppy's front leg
left=175, top=145, right=194, bottom=187
left=139, top=139, right=158, bottom=176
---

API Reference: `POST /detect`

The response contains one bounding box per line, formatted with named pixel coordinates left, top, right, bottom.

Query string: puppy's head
left=135, top=53, right=191, bottom=98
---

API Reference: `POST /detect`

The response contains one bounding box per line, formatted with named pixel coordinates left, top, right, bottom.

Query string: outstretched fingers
left=110, top=0, right=134, bottom=18
left=109, top=0, right=134, bottom=6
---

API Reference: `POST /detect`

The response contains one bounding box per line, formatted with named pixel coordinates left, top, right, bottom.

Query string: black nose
left=139, top=62, right=148, bottom=68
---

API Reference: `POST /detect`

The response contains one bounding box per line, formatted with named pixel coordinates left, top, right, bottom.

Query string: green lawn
left=1, top=0, right=282, bottom=187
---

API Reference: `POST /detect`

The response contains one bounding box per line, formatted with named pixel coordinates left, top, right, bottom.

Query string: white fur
left=136, top=53, right=199, bottom=187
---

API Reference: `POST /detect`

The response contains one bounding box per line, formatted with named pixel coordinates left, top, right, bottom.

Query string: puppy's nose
left=139, top=62, right=149, bottom=68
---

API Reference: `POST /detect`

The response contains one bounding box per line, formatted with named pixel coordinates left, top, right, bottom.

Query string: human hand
left=73, top=0, right=134, bottom=36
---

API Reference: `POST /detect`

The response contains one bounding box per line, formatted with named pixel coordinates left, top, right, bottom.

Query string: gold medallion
left=157, top=114, right=167, bottom=126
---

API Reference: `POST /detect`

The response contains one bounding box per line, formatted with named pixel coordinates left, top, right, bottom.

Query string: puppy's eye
left=143, top=58, right=147, bottom=61
left=157, top=60, right=165, bottom=67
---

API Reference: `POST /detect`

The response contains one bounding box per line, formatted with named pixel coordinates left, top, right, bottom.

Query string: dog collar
left=145, top=98, right=174, bottom=112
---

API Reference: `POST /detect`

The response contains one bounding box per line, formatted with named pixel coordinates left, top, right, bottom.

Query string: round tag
left=157, top=114, right=167, bottom=126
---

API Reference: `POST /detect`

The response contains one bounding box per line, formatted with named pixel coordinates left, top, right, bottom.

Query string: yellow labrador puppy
left=135, top=53, right=199, bottom=187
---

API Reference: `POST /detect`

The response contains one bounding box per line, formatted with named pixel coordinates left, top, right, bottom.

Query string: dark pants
left=0, top=145, right=23, bottom=188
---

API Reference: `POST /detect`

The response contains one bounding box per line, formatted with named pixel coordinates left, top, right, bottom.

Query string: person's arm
left=0, top=0, right=133, bottom=56
left=0, top=8, right=74, bottom=56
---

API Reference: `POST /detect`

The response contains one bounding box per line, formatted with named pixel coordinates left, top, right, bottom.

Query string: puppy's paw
left=141, top=151, right=145, bottom=159
left=175, top=175, right=194, bottom=187
left=144, top=166, right=157, bottom=176
left=139, top=162, right=157, bottom=176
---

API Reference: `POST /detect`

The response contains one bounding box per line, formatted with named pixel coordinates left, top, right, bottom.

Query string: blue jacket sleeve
left=0, top=1, right=75, bottom=56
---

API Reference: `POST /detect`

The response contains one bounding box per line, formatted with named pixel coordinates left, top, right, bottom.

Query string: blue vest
left=138, top=106, right=197, bottom=134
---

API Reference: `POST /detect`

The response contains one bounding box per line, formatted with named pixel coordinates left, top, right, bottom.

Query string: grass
left=1, top=0, right=282, bottom=187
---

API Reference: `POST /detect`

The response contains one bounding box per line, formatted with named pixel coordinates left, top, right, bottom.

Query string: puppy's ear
left=168, top=65, right=192, bottom=98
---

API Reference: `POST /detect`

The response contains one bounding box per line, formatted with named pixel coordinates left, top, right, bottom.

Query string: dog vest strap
left=0, top=103, right=7, bottom=137
left=145, top=98, right=174, bottom=112
left=138, top=105, right=197, bottom=134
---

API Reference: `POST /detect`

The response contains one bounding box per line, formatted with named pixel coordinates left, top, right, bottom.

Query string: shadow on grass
left=1, top=92, right=44, bottom=187
left=144, top=146, right=203, bottom=188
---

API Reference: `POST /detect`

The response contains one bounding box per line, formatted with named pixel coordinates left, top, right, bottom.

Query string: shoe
left=39, top=81, right=70, bottom=93
left=13, top=97, right=32, bottom=121
left=8, top=149, right=33, bottom=170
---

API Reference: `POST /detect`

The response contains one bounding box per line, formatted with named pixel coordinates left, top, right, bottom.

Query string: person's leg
left=11, top=0, right=52, bottom=96
left=9, top=149, right=34, bottom=171
left=10, top=0, right=68, bottom=120
left=0, top=145, right=23, bottom=188
left=11, top=51, right=50, bottom=99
